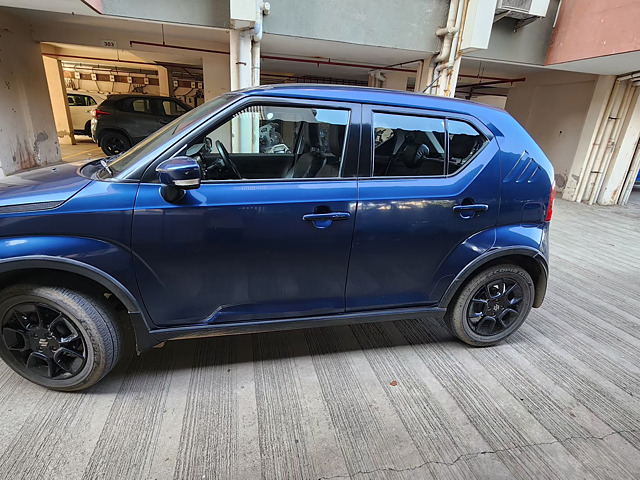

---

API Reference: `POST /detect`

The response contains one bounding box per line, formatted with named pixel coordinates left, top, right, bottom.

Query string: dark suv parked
left=91, top=94, right=191, bottom=156
left=0, top=85, right=554, bottom=390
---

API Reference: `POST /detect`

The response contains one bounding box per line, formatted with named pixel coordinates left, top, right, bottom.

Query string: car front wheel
left=0, top=284, right=122, bottom=391
left=445, top=264, right=534, bottom=346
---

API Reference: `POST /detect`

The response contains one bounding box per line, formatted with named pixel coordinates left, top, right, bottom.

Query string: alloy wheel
left=104, top=136, right=126, bottom=155
left=2, top=303, right=87, bottom=379
left=467, top=278, right=524, bottom=337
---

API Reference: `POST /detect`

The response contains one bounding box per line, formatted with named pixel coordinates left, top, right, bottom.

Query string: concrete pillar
left=229, top=29, right=252, bottom=91
left=0, top=11, right=60, bottom=177
left=562, top=75, right=617, bottom=201
left=43, top=55, right=75, bottom=145
left=383, top=72, right=410, bottom=91
left=598, top=89, right=640, bottom=205
left=157, top=66, right=170, bottom=97
left=414, top=57, right=434, bottom=93
left=203, top=53, right=231, bottom=102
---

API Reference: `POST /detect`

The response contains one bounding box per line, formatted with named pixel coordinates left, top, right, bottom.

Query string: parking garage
left=1, top=0, right=640, bottom=478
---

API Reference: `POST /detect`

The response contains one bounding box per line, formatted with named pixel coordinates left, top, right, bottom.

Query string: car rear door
left=155, top=98, right=190, bottom=128
left=346, top=104, right=500, bottom=311
left=117, top=97, right=160, bottom=143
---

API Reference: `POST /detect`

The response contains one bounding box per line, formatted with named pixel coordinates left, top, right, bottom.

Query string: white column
left=203, top=53, right=231, bottom=102
left=598, top=89, right=640, bottom=205
left=562, top=75, right=617, bottom=201
left=42, top=55, right=75, bottom=145
left=157, top=66, right=170, bottom=97
left=414, top=57, right=434, bottom=93
left=383, top=72, right=410, bottom=91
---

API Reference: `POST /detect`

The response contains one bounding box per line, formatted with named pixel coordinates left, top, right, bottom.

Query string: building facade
left=0, top=0, right=638, bottom=205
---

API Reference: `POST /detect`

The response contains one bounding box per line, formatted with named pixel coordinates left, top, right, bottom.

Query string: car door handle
left=452, top=204, right=489, bottom=213
left=453, top=203, right=488, bottom=219
left=303, top=212, right=351, bottom=222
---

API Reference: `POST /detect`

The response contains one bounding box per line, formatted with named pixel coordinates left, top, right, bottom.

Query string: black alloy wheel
left=444, top=264, right=534, bottom=346
left=467, top=278, right=524, bottom=336
left=0, top=284, right=123, bottom=391
left=100, top=132, right=130, bottom=156
left=2, top=303, right=87, bottom=380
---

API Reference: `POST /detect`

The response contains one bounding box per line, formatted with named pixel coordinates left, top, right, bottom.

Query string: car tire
left=84, top=120, right=92, bottom=137
left=445, top=264, right=534, bottom=346
left=0, top=284, right=123, bottom=391
left=99, top=131, right=130, bottom=156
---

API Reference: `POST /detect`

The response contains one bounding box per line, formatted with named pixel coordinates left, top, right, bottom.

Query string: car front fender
left=0, top=236, right=158, bottom=352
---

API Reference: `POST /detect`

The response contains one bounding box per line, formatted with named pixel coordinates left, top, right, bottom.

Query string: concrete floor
left=1, top=199, right=640, bottom=479
left=60, top=136, right=103, bottom=164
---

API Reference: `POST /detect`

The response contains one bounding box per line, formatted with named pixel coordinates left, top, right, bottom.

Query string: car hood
left=0, top=163, right=91, bottom=209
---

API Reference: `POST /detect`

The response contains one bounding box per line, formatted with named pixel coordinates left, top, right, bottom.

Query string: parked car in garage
left=0, top=85, right=554, bottom=390
left=67, top=91, right=107, bottom=136
left=91, top=94, right=191, bottom=155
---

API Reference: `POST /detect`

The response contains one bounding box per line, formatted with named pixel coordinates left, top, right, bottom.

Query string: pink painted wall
left=545, top=0, right=640, bottom=65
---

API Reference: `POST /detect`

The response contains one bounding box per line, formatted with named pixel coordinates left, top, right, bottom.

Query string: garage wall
left=505, top=71, right=598, bottom=192
left=0, top=11, right=60, bottom=177
left=467, top=0, right=561, bottom=66
left=263, top=0, right=448, bottom=53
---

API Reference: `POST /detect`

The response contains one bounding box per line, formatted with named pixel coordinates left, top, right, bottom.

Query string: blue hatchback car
left=0, top=85, right=554, bottom=390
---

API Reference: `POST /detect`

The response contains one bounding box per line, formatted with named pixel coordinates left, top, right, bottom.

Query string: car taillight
left=92, top=108, right=110, bottom=118
left=545, top=181, right=556, bottom=222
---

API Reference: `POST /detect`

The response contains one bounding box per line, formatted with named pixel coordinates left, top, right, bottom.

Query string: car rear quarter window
left=373, top=113, right=446, bottom=177
left=160, top=100, right=188, bottom=117
left=118, top=98, right=154, bottom=115
left=447, top=120, right=487, bottom=174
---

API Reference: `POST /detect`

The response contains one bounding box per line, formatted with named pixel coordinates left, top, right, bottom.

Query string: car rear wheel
left=445, top=264, right=534, bottom=346
left=99, top=131, right=130, bottom=156
left=0, top=284, right=122, bottom=391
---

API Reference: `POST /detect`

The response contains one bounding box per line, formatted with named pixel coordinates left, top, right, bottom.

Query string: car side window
left=186, top=104, right=350, bottom=181
left=160, top=100, right=187, bottom=117
left=86, top=96, right=97, bottom=106
left=373, top=113, right=446, bottom=177
left=447, top=120, right=487, bottom=174
left=67, top=95, right=76, bottom=106
left=130, top=99, right=153, bottom=114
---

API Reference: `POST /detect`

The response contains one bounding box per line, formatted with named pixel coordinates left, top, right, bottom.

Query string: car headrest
left=329, top=124, right=346, bottom=157
left=401, top=143, right=430, bottom=168
left=303, top=123, right=322, bottom=148
left=449, top=134, right=477, bottom=159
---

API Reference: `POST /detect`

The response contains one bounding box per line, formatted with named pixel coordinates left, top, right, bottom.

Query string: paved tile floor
left=1, top=198, right=639, bottom=479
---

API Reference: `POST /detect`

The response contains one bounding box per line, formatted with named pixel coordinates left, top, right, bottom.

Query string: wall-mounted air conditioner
left=496, top=0, right=550, bottom=19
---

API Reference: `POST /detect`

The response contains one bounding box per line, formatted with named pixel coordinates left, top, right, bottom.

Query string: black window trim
left=140, top=95, right=361, bottom=184
left=361, top=104, right=491, bottom=180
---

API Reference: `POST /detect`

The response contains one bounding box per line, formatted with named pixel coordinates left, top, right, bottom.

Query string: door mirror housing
left=156, top=156, right=201, bottom=203
left=157, top=156, right=201, bottom=189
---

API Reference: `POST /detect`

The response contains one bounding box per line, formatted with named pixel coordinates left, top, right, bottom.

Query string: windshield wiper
left=100, top=158, right=114, bottom=177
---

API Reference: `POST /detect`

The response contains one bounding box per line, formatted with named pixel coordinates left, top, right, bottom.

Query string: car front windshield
left=99, top=94, right=237, bottom=179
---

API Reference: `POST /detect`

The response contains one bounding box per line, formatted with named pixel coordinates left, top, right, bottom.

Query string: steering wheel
left=215, top=140, right=242, bottom=179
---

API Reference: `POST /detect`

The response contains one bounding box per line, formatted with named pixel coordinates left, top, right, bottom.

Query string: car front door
left=346, top=105, right=500, bottom=311
left=131, top=99, right=360, bottom=327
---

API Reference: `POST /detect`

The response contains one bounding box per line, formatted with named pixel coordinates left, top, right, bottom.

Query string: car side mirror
left=156, top=156, right=201, bottom=203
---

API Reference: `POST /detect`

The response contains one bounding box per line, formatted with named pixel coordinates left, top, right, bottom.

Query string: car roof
left=67, top=90, right=107, bottom=97
left=236, top=84, right=507, bottom=134
left=105, top=94, right=177, bottom=100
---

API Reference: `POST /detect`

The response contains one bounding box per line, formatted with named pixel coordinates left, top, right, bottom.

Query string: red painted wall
left=545, top=0, right=640, bottom=65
